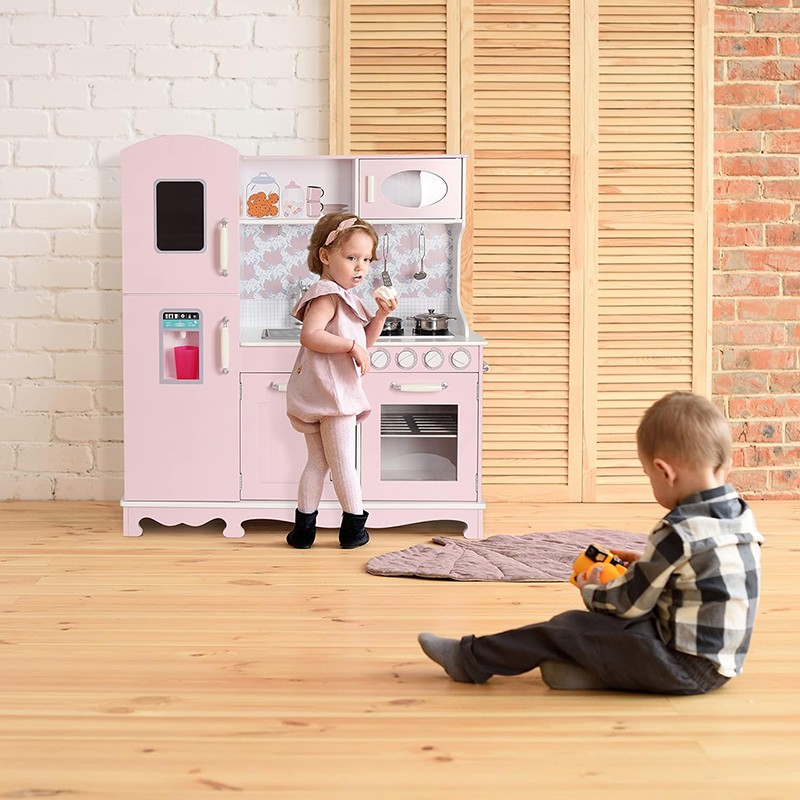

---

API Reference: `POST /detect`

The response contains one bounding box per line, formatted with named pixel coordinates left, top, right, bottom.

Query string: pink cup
left=306, top=201, right=324, bottom=218
left=306, top=185, right=324, bottom=202
left=174, top=345, right=199, bottom=380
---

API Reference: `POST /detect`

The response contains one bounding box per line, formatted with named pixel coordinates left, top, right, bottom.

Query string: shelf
left=239, top=218, right=463, bottom=226
left=381, top=411, right=457, bottom=438
left=240, top=218, right=320, bottom=226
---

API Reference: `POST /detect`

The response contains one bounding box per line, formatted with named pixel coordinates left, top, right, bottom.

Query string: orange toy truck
left=569, top=543, right=628, bottom=587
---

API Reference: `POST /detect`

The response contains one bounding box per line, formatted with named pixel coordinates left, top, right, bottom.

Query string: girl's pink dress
left=286, top=279, right=375, bottom=434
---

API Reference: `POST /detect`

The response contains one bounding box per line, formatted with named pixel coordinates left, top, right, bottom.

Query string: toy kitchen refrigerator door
left=121, top=135, right=239, bottom=295
left=122, top=294, right=240, bottom=502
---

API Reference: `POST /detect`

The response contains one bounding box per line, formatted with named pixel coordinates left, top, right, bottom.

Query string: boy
left=418, top=391, right=763, bottom=694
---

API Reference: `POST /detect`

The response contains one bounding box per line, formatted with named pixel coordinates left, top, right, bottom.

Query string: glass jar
left=245, top=173, right=280, bottom=218
left=282, top=181, right=304, bottom=218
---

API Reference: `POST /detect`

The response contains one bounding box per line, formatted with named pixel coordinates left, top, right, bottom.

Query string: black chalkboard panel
left=155, top=180, right=205, bottom=252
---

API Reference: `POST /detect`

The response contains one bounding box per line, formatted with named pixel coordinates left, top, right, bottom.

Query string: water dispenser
left=160, top=310, right=202, bottom=383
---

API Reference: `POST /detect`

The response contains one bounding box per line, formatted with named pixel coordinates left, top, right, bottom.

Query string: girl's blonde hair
left=636, top=391, right=732, bottom=470
left=307, top=213, right=379, bottom=276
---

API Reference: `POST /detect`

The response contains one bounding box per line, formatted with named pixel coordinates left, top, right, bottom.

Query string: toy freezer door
left=360, top=372, right=479, bottom=502
left=240, top=373, right=338, bottom=501
left=123, top=293, right=240, bottom=502
left=122, top=135, right=239, bottom=295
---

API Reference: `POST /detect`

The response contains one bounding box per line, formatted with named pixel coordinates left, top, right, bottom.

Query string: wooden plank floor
left=0, top=500, right=798, bottom=799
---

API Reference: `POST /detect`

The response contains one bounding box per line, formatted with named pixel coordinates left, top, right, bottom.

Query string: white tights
left=297, top=415, right=362, bottom=515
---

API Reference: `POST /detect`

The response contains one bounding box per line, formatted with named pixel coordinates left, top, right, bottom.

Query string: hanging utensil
left=413, top=229, right=427, bottom=280
left=381, top=231, right=393, bottom=288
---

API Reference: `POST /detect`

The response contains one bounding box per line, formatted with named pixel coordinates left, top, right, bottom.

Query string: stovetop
left=379, top=329, right=455, bottom=340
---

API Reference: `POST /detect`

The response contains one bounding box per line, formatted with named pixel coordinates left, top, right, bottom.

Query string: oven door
left=361, top=372, right=479, bottom=502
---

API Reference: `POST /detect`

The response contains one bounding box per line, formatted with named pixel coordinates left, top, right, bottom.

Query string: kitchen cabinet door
left=122, top=293, right=240, bottom=502
left=360, top=372, right=479, bottom=502
left=357, top=158, right=463, bottom=220
left=240, top=373, right=338, bottom=501
left=122, top=135, right=239, bottom=295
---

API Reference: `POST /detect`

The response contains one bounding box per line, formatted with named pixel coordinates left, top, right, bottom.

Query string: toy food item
left=246, top=173, right=280, bottom=218
left=246, top=191, right=280, bottom=218
left=569, top=543, right=627, bottom=587
left=373, top=286, right=397, bottom=302
left=282, top=181, right=304, bottom=217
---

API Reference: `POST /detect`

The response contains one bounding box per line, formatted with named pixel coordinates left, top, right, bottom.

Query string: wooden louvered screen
left=588, top=0, right=711, bottom=500
left=466, top=0, right=578, bottom=501
left=330, top=0, right=712, bottom=502
left=330, top=1, right=458, bottom=154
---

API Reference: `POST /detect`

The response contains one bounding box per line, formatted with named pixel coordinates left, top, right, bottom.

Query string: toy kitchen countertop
left=239, top=326, right=486, bottom=346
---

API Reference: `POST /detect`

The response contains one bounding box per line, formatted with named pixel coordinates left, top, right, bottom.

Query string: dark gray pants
left=459, top=610, right=729, bottom=694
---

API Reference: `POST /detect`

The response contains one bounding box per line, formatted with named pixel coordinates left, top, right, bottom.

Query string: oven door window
left=380, top=403, right=457, bottom=481
left=155, top=180, right=206, bottom=252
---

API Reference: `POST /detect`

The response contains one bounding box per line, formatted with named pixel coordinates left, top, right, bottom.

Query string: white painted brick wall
left=1, top=0, right=329, bottom=500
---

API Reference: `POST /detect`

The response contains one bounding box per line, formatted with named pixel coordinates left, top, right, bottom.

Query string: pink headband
left=324, top=216, right=365, bottom=246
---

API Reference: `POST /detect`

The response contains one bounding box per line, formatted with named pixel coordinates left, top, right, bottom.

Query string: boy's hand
left=609, top=549, right=643, bottom=566
left=576, top=565, right=604, bottom=589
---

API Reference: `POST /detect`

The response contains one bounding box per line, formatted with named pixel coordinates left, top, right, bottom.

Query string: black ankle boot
left=286, top=509, right=318, bottom=549
left=339, top=510, right=369, bottom=549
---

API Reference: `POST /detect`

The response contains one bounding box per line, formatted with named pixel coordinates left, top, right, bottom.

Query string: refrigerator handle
left=220, top=218, right=229, bottom=277
left=221, top=316, right=230, bottom=374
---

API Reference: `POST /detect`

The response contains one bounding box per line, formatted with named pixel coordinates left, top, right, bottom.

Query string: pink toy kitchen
left=120, top=135, right=487, bottom=538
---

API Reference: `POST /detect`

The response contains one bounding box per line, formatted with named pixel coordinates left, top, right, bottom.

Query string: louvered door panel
left=330, top=1, right=454, bottom=154
left=331, top=0, right=712, bottom=503
left=470, top=0, right=577, bottom=501
left=591, top=0, right=707, bottom=500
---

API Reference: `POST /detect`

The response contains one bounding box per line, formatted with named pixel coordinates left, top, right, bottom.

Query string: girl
left=285, top=213, right=399, bottom=549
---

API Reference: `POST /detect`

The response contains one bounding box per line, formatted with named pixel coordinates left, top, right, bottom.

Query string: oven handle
left=389, top=381, right=448, bottom=393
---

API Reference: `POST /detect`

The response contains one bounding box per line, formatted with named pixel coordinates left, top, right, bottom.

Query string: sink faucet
left=291, top=279, right=310, bottom=326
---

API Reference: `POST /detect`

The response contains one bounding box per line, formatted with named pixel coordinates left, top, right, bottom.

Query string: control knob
left=396, top=349, right=417, bottom=370
left=449, top=348, right=471, bottom=369
left=423, top=348, right=444, bottom=370
left=370, top=348, right=390, bottom=370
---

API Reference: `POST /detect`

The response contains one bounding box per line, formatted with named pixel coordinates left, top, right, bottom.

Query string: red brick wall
left=715, top=1, right=800, bottom=499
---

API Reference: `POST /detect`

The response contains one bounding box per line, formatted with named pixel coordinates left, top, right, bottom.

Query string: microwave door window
left=155, top=180, right=206, bottom=252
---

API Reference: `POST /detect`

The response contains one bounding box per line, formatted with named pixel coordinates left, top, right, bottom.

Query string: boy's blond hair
left=636, top=391, right=732, bottom=470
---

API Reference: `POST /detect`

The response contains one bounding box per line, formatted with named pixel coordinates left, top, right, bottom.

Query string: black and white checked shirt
left=582, top=484, right=763, bottom=677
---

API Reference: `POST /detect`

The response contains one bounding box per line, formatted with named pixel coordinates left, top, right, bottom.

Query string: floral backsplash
left=239, top=223, right=456, bottom=330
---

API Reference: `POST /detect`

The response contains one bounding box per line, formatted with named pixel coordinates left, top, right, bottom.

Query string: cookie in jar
left=246, top=173, right=280, bottom=218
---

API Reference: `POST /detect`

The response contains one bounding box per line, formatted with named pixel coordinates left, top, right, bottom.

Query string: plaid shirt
left=582, top=484, right=763, bottom=677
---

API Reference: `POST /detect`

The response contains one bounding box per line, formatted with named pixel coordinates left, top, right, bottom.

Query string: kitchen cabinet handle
left=366, top=175, right=375, bottom=203
left=269, top=381, right=288, bottom=392
left=390, top=381, right=448, bottom=393
left=221, top=316, right=230, bottom=374
left=220, top=218, right=229, bottom=277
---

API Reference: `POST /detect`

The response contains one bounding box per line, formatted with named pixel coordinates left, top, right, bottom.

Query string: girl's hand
left=375, top=293, right=399, bottom=316
left=350, top=342, right=369, bottom=375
